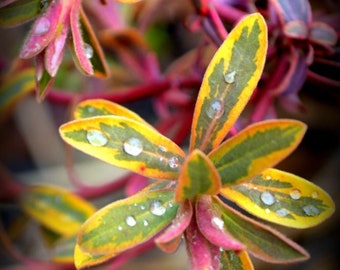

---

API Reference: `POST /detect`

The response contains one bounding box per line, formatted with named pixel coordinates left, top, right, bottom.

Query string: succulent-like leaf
left=209, top=120, right=306, bottom=186
left=221, top=168, right=335, bottom=228
left=35, top=52, right=56, bottom=101
left=0, top=68, right=35, bottom=118
left=271, top=0, right=311, bottom=24
left=220, top=250, right=254, bottom=270
left=74, top=243, right=115, bottom=270
left=51, top=235, right=77, bottom=263
left=77, top=188, right=179, bottom=254
left=283, top=20, right=308, bottom=39
left=213, top=197, right=309, bottom=263
left=60, top=116, right=185, bottom=180
left=20, top=185, right=96, bottom=236
left=185, top=217, right=221, bottom=270
left=0, top=0, right=43, bottom=27
left=196, top=196, right=244, bottom=250
left=73, top=99, right=151, bottom=128
left=190, top=13, right=267, bottom=153
left=309, top=22, right=338, bottom=47
left=175, top=150, right=221, bottom=202
left=155, top=200, right=192, bottom=253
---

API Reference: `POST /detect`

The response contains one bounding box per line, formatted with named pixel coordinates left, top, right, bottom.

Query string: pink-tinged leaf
left=60, top=116, right=185, bottom=180
left=309, top=21, right=338, bottom=47
left=19, top=1, right=62, bottom=59
left=44, top=14, right=70, bottom=77
left=125, top=174, right=149, bottom=196
left=220, top=250, right=254, bottom=270
left=283, top=20, right=308, bottom=39
left=196, top=195, right=244, bottom=251
left=271, top=0, right=311, bottom=24
left=185, top=217, right=221, bottom=270
left=35, top=52, right=55, bottom=101
left=155, top=200, right=192, bottom=253
left=175, top=149, right=221, bottom=202
left=70, top=0, right=93, bottom=76
left=190, top=13, right=267, bottom=153
left=213, top=197, right=310, bottom=263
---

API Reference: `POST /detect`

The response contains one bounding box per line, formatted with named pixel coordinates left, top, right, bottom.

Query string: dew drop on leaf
left=118, top=226, right=123, bottom=231
left=169, top=156, right=179, bottom=169
left=290, top=189, right=301, bottom=200
left=123, top=137, right=143, bottom=156
left=311, top=191, right=318, bottom=199
left=265, top=208, right=271, bottom=214
left=86, top=129, right=108, bottom=146
left=34, top=17, right=50, bottom=36
left=224, top=71, right=236, bottom=84
left=276, top=208, right=289, bottom=217
left=303, top=205, right=320, bottom=216
left=211, top=217, right=224, bottom=230
left=125, top=215, right=137, bottom=226
left=159, top=145, right=167, bottom=152
left=84, top=43, right=93, bottom=59
left=260, top=192, right=275, bottom=206
left=206, top=99, right=224, bottom=119
left=143, top=220, right=149, bottom=226
left=149, top=200, right=166, bottom=216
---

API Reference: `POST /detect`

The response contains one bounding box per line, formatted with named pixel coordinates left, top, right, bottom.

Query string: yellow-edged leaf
left=51, top=235, right=77, bottom=263
left=20, top=185, right=96, bottom=236
left=221, top=168, right=335, bottom=228
left=190, top=13, right=267, bottom=153
left=175, top=149, right=221, bottom=202
left=77, top=188, right=178, bottom=254
left=209, top=119, right=306, bottom=186
left=220, top=250, right=254, bottom=270
left=59, top=116, right=185, bottom=180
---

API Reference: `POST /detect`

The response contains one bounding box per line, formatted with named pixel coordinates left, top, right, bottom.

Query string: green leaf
left=20, top=185, right=96, bottom=236
left=0, top=0, right=43, bottom=27
left=77, top=188, right=179, bottom=255
left=0, top=68, right=35, bottom=118
left=190, top=13, right=267, bottom=153
left=59, top=116, right=185, bottom=180
left=213, top=196, right=309, bottom=263
left=209, top=120, right=306, bottom=186
left=221, top=168, right=335, bottom=228
left=51, top=235, right=77, bottom=263
left=220, top=250, right=254, bottom=270
left=175, top=149, right=221, bottom=201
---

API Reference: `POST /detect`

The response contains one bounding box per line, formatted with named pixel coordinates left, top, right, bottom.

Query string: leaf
left=271, top=0, right=311, bottom=24
left=175, top=150, right=221, bottom=202
left=73, top=99, right=151, bottom=129
left=0, top=68, right=35, bottom=119
left=0, top=0, right=42, bottom=27
left=59, top=116, right=185, bottom=180
left=51, top=235, right=77, bottom=263
left=74, top=243, right=115, bottom=270
left=209, top=120, right=306, bottom=186
left=35, top=53, right=56, bottom=101
left=309, top=21, right=338, bottom=47
left=221, top=168, right=335, bottom=228
left=184, top=217, right=221, bottom=270
left=20, top=185, right=96, bottom=236
left=213, top=196, right=310, bottom=263
left=77, top=188, right=179, bottom=254
left=155, top=200, right=192, bottom=253
left=196, top=196, right=244, bottom=250
left=220, top=250, right=254, bottom=270
left=189, top=13, right=267, bottom=153
left=283, top=20, right=308, bottom=39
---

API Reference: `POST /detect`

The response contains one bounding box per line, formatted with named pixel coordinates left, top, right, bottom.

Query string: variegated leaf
left=220, top=250, right=254, bottom=270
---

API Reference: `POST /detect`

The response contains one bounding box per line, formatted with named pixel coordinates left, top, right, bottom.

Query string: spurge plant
left=58, top=13, right=334, bottom=269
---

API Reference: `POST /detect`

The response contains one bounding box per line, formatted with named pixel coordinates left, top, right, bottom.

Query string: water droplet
left=303, top=205, right=319, bottom=216
left=260, top=192, right=275, bottom=206
left=149, top=200, right=166, bottom=216
left=276, top=208, right=289, bottom=217
left=84, top=43, right=93, bottom=59
left=211, top=217, right=224, bottom=230
left=143, top=220, right=149, bottom=226
left=265, top=208, right=271, bottom=214
left=86, top=129, right=108, bottom=146
left=118, top=226, right=123, bottom=231
left=34, top=17, right=50, bottom=36
left=168, top=202, right=173, bottom=208
left=123, top=137, right=143, bottom=156
left=265, top=175, right=271, bottom=180
left=125, top=215, right=137, bottom=226
left=133, top=203, right=138, bottom=207
left=169, top=156, right=179, bottom=169
left=140, top=205, right=146, bottom=210
left=206, top=99, right=224, bottom=119
left=224, top=71, right=236, bottom=83
left=311, top=191, right=318, bottom=199
left=290, top=189, right=301, bottom=200
left=159, top=145, right=167, bottom=152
